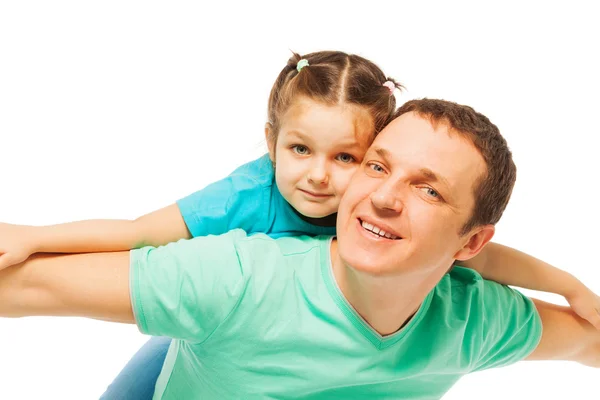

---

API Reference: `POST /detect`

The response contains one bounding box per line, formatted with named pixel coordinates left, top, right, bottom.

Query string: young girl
left=0, top=51, right=598, bottom=399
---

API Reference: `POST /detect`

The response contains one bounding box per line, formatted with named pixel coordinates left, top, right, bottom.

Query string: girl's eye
left=420, top=187, right=440, bottom=199
left=336, top=153, right=355, bottom=164
left=292, top=145, right=309, bottom=155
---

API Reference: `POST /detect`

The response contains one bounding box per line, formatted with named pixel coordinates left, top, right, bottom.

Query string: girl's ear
left=265, top=123, right=276, bottom=163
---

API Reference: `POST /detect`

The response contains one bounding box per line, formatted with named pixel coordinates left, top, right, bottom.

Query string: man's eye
left=292, top=145, right=309, bottom=155
left=368, top=163, right=385, bottom=173
left=336, top=153, right=355, bottom=163
left=420, top=187, right=439, bottom=198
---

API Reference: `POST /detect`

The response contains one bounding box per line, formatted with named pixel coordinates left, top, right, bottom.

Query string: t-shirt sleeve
left=176, top=167, right=271, bottom=238
left=471, top=281, right=543, bottom=372
left=129, top=230, right=248, bottom=343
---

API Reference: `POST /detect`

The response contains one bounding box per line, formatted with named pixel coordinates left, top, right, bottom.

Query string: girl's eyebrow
left=285, top=130, right=308, bottom=140
left=285, top=130, right=364, bottom=150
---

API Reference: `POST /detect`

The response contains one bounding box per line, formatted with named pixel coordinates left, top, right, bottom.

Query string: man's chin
left=338, top=247, right=392, bottom=277
left=347, top=262, right=400, bottom=277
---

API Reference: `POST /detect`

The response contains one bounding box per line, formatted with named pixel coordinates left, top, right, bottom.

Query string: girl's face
left=267, top=96, right=375, bottom=218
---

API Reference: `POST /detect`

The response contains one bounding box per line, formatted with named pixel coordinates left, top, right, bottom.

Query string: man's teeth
left=361, top=221, right=399, bottom=239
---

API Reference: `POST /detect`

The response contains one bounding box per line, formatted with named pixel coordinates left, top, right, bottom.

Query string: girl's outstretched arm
left=460, top=242, right=600, bottom=329
left=0, top=204, right=190, bottom=270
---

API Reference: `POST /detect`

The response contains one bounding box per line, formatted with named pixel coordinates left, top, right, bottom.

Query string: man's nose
left=369, top=183, right=403, bottom=212
left=307, top=159, right=329, bottom=185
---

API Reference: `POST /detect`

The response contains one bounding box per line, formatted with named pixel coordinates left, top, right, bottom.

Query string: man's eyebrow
left=374, top=147, right=392, bottom=163
left=373, top=146, right=452, bottom=193
left=419, top=168, right=452, bottom=194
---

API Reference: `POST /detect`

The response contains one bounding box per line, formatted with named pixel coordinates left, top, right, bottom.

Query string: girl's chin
left=294, top=206, right=337, bottom=220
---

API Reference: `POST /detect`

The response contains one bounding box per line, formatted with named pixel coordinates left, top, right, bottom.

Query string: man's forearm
left=0, top=260, right=28, bottom=317
left=0, top=251, right=134, bottom=323
left=578, top=340, right=600, bottom=368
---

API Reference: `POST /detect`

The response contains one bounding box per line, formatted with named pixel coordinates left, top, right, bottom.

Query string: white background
left=0, top=1, right=598, bottom=399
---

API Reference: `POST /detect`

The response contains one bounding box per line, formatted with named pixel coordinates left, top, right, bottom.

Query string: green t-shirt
left=130, top=230, right=542, bottom=399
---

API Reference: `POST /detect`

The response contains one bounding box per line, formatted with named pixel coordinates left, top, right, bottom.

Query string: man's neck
left=330, top=239, right=448, bottom=336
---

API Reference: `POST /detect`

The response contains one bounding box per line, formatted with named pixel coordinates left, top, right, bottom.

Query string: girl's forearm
left=463, top=243, right=581, bottom=297
left=30, top=219, right=142, bottom=253
left=30, top=204, right=191, bottom=254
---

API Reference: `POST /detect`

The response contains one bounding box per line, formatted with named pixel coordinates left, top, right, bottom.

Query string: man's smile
left=357, top=218, right=402, bottom=240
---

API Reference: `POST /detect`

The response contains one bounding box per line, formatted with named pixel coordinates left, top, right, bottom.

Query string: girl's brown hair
left=267, top=51, right=401, bottom=145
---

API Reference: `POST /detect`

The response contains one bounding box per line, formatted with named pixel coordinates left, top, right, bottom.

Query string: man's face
left=336, top=111, right=487, bottom=277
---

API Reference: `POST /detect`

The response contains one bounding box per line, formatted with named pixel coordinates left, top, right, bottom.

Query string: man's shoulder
left=224, top=232, right=328, bottom=278
left=432, top=265, right=541, bottom=345
left=439, top=266, right=530, bottom=305
left=420, top=266, right=542, bottom=371
left=181, top=230, right=330, bottom=257
left=235, top=232, right=330, bottom=257
left=447, top=265, right=485, bottom=286
left=428, top=266, right=540, bottom=334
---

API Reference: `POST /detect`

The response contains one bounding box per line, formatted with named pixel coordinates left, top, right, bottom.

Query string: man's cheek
left=337, top=172, right=358, bottom=195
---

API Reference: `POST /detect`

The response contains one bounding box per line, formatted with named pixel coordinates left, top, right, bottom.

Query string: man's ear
left=265, top=123, right=276, bottom=163
left=454, top=225, right=495, bottom=261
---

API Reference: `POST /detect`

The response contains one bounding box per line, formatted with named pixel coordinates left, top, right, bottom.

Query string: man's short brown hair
left=395, top=99, right=516, bottom=235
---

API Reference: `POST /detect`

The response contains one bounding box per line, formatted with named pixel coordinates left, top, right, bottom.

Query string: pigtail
left=382, top=77, right=404, bottom=95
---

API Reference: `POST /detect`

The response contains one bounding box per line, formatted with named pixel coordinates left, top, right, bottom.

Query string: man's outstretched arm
left=526, top=298, right=600, bottom=367
left=0, top=251, right=133, bottom=323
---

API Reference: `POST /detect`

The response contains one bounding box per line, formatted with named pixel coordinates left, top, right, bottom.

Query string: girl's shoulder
left=227, top=153, right=274, bottom=189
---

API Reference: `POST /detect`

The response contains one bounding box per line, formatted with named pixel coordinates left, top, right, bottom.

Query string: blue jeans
left=100, top=336, right=171, bottom=400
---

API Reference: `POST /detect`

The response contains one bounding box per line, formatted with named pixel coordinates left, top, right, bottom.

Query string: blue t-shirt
left=176, top=154, right=336, bottom=239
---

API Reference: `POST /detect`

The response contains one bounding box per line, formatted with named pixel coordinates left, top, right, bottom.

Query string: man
left=1, top=99, right=598, bottom=399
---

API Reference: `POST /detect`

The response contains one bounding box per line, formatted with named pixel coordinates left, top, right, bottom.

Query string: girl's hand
left=0, top=223, right=37, bottom=271
left=565, top=285, right=600, bottom=330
